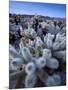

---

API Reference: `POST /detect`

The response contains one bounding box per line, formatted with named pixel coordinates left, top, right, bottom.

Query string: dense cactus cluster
left=9, top=14, right=66, bottom=89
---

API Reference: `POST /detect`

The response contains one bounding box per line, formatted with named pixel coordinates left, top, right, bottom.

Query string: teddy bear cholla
left=9, top=31, right=66, bottom=88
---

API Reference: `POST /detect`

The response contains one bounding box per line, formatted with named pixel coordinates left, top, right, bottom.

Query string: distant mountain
left=9, top=13, right=66, bottom=22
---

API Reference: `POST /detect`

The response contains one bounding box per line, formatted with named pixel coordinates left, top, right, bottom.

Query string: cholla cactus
left=53, top=33, right=66, bottom=50
left=44, top=33, right=54, bottom=48
left=19, top=38, right=24, bottom=49
left=53, top=42, right=60, bottom=51
left=30, top=28, right=37, bottom=38
left=9, top=17, right=66, bottom=88
left=47, top=22, right=55, bottom=32
left=55, top=25, right=60, bottom=31
left=35, top=57, right=46, bottom=69
left=46, top=58, right=59, bottom=69
left=43, top=48, right=52, bottom=59
left=38, top=69, right=61, bottom=87
left=40, top=21, right=48, bottom=29
left=25, top=74, right=37, bottom=88
left=10, top=58, right=23, bottom=71
left=28, top=39, right=35, bottom=47
left=25, top=62, right=36, bottom=75
left=61, top=26, right=66, bottom=33
left=53, top=50, right=66, bottom=63
left=45, top=73, right=61, bottom=86
left=21, top=47, right=33, bottom=62
left=52, top=74, right=61, bottom=85
left=24, top=28, right=37, bottom=39
left=9, top=44, right=22, bottom=58
left=55, top=33, right=65, bottom=42
left=45, top=76, right=56, bottom=86
left=19, top=25, right=24, bottom=36
left=35, top=36, right=43, bottom=47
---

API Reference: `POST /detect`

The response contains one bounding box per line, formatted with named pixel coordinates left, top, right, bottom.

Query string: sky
left=9, top=1, right=66, bottom=18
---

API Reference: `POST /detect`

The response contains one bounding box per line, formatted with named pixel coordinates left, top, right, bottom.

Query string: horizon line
left=9, top=13, right=66, bottom=19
